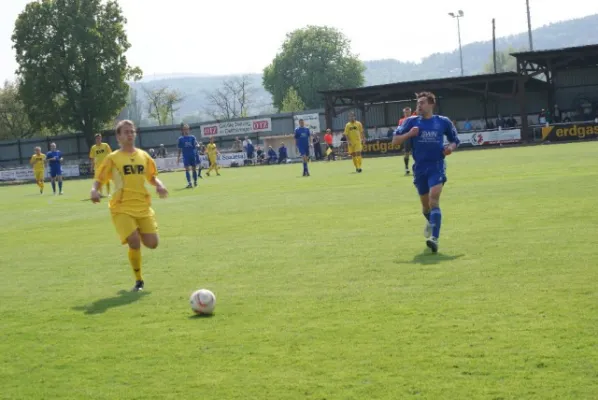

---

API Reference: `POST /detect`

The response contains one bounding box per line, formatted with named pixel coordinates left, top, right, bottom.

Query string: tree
left=12, top=0, right=142, bottom=146
left=119, top=87, right=144, bottom=127
left=483, top=47, right=519, bottom=73
left=0, top=80, right=34, bottom=140
left=280, top=87, right=306, bottom=113
left=144, top=86, right=183, bottom=125
left=205, top=75, right=255, bottom=120
left=263, top=26, right=365, bottom=110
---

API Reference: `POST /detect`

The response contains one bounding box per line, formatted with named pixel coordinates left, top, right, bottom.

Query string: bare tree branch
left=204, top=75, right=256, bottom=120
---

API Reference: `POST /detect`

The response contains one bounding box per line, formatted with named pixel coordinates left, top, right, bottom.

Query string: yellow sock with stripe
left=353, top=157, right=358, bottom=168
left=357, top=156, right=362, bottom=168
left=128, top=248, right=142, bottom=281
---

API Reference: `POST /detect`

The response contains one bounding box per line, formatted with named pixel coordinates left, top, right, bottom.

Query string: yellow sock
left=128, top=248, right=142, bottom=281
left=352, top=157, right=358, bottom=168
left=106, top=182, right=110, bottom=194
left=40, top=181, right=44, bottom=190
left=357, top=156, right=362, bottom=168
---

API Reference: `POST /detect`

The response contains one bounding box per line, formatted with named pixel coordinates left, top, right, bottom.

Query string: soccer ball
left=190, top=289, right=216, bottom=314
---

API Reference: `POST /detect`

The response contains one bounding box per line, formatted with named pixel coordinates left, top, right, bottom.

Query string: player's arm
left=144, top=157, right=168, bottom=198
left=359, top=122, right=365, bottom=142
left=177, top=138, right=183, bottom=162
left=89, top=147, right=95, bottom=168
left=443, top=118, right=460, bottom=156
left=392, top=119, right=418, bottom=146
left=29, top=156, right=35, bottom=166
left=90, top=157, right=112, bottom=203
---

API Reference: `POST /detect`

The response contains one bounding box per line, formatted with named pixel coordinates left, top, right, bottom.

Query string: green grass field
left=1, top=142, right=597, bottom=400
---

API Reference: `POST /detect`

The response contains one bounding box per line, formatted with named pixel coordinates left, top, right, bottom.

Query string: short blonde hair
left=115, top=119, right=136, bottom=135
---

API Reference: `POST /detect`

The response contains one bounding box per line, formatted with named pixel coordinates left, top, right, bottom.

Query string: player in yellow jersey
left=29, top=146, right=46, bottom=194
left=89, top=133, right=113, bottom=197
left=205, top=137, right=220, bottom=176
left=344, top=111, right=365, bottom=173
left=91, top=120, right=168, bottom=292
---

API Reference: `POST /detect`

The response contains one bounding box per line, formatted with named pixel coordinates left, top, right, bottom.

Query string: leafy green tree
left=280, top=87, right=306, bottom=113
left=483, top=47, right=519, bottom=73
left=12, top=0, right=142, bottom=146
left=0, top=80, right=34, bottom=140
left=263, top=26, right=365, bottom=109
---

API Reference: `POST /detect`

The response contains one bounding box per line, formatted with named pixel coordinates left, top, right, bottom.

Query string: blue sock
left=51, top=181, right=56, bottom=192
left=58, top=181, right=63, bottom=191
left=423, top=211, right=431, bottom=221
left=303, top=161, right=308, bottom=173
left=192, top=169, right=197, bottom=182
left=185, top=170, right=191, bottom=184
left=430, top=207, right=442, bottom=239
left=198, top=168, right=202, bottom=177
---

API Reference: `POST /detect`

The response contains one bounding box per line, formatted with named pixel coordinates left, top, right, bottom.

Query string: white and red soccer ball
left=189, top=289, right=216, bottom=315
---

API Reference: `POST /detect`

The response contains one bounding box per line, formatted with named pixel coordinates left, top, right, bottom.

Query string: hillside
left=131, top=14, right=598, bottom=124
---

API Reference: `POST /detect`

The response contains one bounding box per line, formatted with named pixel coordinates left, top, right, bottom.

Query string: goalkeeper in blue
left=392, top=92, right=460, bottom=253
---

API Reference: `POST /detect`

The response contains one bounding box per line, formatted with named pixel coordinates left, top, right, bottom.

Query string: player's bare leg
left=404, top=152, right=411, bottom=175
left=419, top=193, right=432, bottom=238
left=126, top=230, right=145, bottom=291
left=426, top=184, right=444, bottom=253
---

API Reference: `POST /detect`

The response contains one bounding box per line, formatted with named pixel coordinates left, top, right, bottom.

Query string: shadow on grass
left=73, top=290, right=150, bottom=315
left=188, top=313, right=215, bottom=320
left=395, top=251, right=465, bottom=265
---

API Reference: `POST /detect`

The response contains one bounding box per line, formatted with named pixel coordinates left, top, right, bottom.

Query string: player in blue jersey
left=392, top=92, right=460, bottom=253
left=46, top=142, right=64, bottom=195
left=294, top=119, right=311, bottom=176
left=177, top=124, right=199, bottom=188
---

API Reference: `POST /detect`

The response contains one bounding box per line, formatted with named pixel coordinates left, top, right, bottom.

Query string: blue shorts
left=413, top=161, right=447, bottom=196
left=298, top=146, right=310, bottom=157
left=183, top=155, right=196, bottom=167
left=50, top=167, right=62, bottom=177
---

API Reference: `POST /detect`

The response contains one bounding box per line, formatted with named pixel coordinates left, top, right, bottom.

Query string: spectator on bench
left=278, top=143, right=288, bottom=164
left=256, top=146, right=265, bottom=164
left=267, top=146, right=277, bottom=164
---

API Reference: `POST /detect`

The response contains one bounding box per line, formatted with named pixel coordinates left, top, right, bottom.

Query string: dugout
left=512, top=44, right=598, bottom=136
left=320, top=72, right=549, bottom=142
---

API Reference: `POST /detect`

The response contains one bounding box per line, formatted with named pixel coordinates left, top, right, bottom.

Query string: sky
left=1, top=0, right=597, bottom=82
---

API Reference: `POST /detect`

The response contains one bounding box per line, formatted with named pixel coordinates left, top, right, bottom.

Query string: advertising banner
left=200, top=118, right=272, bottom=138
left=0, top=164, right=80, bottom=181
left=293, top=113, right=321, bottom=133
left=452, top=129, right=521, bottom=147
left=541, top=122, right=598, bottom=142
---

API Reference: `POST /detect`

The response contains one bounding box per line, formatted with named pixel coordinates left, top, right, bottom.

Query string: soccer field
left=1, top=142, right=597, bottom=400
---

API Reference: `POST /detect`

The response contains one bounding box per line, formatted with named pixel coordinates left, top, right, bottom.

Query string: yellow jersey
left=207, top=143, right=217, bottom=157
left=30, top=153, right=46, bottom=171
left=89, top=143, right=112, bottom=168
left=344, top=121, right=364, bottom=144
left=96, top=149, right=158, bottom=218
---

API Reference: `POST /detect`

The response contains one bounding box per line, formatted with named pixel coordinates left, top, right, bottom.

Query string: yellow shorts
left=34, top=170, right=44, bottom=181
left=111, top=212, right=158, bottom=244
left=208, top=155, right=217, bottom=164
left=94, top=168, right=101, bottom=180
left=348, top=142, right=363, bottom=154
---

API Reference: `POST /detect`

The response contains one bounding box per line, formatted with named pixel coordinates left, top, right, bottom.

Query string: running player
left=398, top=107, right=415, bottom=175
left=90, top=120, right=168, bottom=292
left=344, top=112, right=364, bottom=173
left=89, top=133, right=113, bottom=197
left=294, top=118, right=311, bottom=176
left=29, top=146, right=46, bottom=194
left=46, top=143, right=64, bottom=195
left=205, top=137, right=220, bottom=176
left=177, top=124, right=199, bottom=188
left=392, top=92, right=460, bottom=253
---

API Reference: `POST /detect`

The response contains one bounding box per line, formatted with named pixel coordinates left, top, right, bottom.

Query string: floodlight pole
left=449, top=11, right=465, bottom=76
left=525, top=0, right=534, bottom=50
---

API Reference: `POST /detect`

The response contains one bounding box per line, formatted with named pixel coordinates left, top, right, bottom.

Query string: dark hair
left=416, top=92, right=436, bottom=104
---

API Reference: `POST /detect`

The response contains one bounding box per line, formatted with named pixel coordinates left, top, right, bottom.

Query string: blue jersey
left=395, top=115, right=460, bottom=165
left=46, top=150, right=62, bottom=168
left=294, top=127, right=311, bottom=149
left=178, top=135, right=198, bottom=158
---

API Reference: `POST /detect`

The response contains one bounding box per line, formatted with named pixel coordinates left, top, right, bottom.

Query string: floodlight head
left=448, top=12, right=455, bottom=17
left=458, top=10, right=464, bottom=16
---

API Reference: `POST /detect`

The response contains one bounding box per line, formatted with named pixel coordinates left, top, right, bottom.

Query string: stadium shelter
left=320, top=72, right=549, bottom=142
left=512, top=44, right=598, bottom=135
